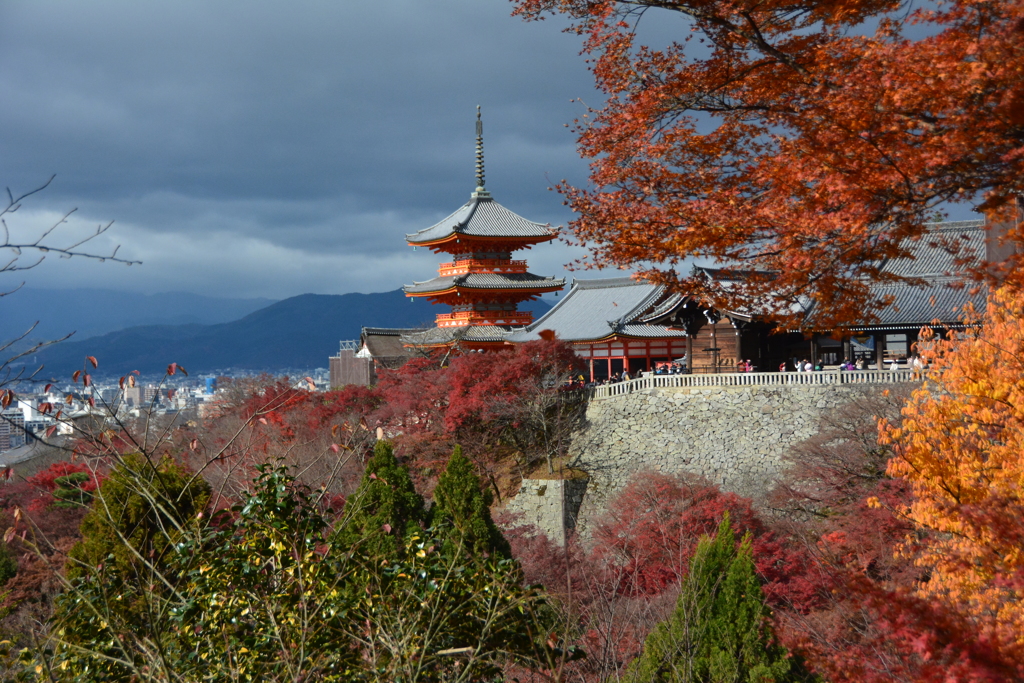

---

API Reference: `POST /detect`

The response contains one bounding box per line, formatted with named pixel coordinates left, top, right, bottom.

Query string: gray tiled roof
left=401, top=325, right=512, bottom=346
left=406, top=196, right=557, bottom=244
left=360, top=328, right=423, bottom=358
left=848, top=220, right=987, bottom=327
left=694, top=220, right=988, bottom=327
left=507, top=277, right=672, bottom=342
left=361, top=327, right=421, bottom=336
left=403, top=272, right=565, bottom=295
left=640, top=292, right=686, bottom=323
left=880, top=220, right=986, bottom=277
left=618, top=324, right=689, bottom=338
left=851, top=278, right=986, bottom=329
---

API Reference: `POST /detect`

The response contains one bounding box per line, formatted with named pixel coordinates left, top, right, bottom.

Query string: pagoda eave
left=404, top=286, right=560, bottom=306
left=408, top=233, right=557, bottom=253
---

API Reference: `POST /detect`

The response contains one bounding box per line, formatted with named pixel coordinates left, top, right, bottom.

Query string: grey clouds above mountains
left=0, top=1, right=599, bottom=298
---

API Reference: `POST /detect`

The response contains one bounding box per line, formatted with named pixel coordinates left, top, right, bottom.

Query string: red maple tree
left=514, top=0, right=1024, bottom=327
left=377, top=339, right=586, bottom=480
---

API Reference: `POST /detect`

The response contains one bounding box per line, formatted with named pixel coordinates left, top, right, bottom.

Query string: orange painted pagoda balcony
left=435, top=310, right=534, bottom=328
left=437, top=258, right=528, bottom=277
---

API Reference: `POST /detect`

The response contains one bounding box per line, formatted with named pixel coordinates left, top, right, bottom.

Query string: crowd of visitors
left=653, top=361, right=687, bottom=375
left=572, top=354, right=926, bottom=388
left=778, top=355, right=925, bottom=372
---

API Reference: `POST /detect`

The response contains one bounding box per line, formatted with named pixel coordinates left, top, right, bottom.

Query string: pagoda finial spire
left=473, top=105, right=490, bottom=199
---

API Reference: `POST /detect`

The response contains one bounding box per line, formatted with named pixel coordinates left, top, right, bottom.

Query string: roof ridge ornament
left=472, top=105, right=491, bottom=200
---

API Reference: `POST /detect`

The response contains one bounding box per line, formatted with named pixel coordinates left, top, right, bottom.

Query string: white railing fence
left=591, top=369, right=921, bottom=400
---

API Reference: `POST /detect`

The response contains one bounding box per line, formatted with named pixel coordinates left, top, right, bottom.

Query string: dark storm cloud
left=0, top=0, right=596, bottom=297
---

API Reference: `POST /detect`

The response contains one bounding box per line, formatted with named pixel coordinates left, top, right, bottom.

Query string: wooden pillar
left=711, top=323, right=718, bottom=372
left=875, top=333, right=884, bottom=370
left=685, top=334, right=693, bottom=373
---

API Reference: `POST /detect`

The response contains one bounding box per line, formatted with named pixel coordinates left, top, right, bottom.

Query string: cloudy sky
left=0, top=1, right=612, bottom=300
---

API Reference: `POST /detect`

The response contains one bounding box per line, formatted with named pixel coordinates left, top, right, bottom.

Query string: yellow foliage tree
left=881, top=284, right=1024, bottom=657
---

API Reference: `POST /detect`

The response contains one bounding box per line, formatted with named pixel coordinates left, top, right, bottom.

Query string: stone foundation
left=504, top=381, right=914, bottom=542
left=502, top=478, right=589, bottom=545
left=571, top=383, right=894, bottom=537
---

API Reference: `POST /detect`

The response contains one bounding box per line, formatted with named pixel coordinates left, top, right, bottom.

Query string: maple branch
left=1, top=176, right=141, bottom=293
left=617, top=0, right=815, bottom=77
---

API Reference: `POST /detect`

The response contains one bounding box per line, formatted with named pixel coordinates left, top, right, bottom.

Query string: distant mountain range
left=18, top=290, right=551, bottom=378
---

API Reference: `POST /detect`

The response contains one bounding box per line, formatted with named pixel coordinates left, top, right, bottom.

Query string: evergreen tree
left=52, top=471, right=93, bottom=508
left=334, top=440, right=424, bottom=558
left=66, top=453, right=210, bottom=583
left=626, top=513, right=804, bottom=683
left=431, top=445, right=511, bottom=559
left=53, top=453, right=211, bottom=681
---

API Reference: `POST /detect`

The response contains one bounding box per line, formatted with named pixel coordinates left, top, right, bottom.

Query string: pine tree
left=66, top=453, right=210, bottom=584
left=334, top=439, right=424, bottom=558
left=53, top=471, right=93, bottom=508
left=626, top=513, right=803, bottom=683
left=431, top=445, right=511, bottom=559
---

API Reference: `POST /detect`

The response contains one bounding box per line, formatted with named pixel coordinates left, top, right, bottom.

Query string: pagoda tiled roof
left=404, top=272, right=565, bottom=295
left=508, top=277, right=686, bottom=343
left=406, top=195, right=557, bottom=244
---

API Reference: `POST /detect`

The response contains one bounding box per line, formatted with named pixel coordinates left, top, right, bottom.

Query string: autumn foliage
left=503, top=471, right=815, bottom=682
left=375, top=338, right=586, bottom=481
left=881, top=284, right=1024, bottom=668
left=766, top=386, right=1017, bottom=682
left=514, top=0, right=1024, bottom=327
left=378, top=339, right=583, bottom=435
left=588, top=472, right=813, bottom=609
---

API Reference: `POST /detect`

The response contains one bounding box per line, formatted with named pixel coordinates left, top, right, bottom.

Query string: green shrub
left=0, top=543, right=16, bottom=587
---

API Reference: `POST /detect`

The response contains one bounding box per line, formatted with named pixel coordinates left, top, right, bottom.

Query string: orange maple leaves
left=515, top=0, right=1024, bottom=328
left=881, top=284, right=1024, bottom=659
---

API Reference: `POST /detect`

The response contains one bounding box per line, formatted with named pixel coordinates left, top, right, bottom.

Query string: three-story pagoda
left=403, top=108, right=564, bottom=350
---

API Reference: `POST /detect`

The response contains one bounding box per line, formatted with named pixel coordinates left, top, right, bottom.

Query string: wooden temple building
left=399, top=107, right=564, bottom=351
left=508, top=219, right=989, bottom=380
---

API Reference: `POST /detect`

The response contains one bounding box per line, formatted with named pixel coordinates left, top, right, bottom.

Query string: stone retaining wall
left=502, top=478, right=589, bottom=546
left=568, top=382, right=901, bottom=538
